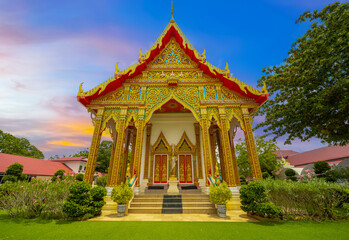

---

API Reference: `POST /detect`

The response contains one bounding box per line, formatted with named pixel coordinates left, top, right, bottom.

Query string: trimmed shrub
left=90, top=186, right=107, bottom=216
left=62, top=181, right=91, bottom=218
left=62, top=182, right=107, bottom=219
left=256, top=201, right=283, bottom=219
left=111, top=183, right=133, bottom=205
left=285, top=169, right=297, bottom=181
left=240, top=181, right=268, bottom=215
left=209, top=181, right=232, bottom=205
left=75, top=173, right=84, bottom=181
left=262, top=172, right=271, bottom=179
left=54, top=169, right=66, bottom=180
left=314, top=161, right=331, bottom=176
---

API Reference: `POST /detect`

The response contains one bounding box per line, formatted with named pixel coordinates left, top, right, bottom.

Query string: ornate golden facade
left=78, top=18, right=268, bottom=189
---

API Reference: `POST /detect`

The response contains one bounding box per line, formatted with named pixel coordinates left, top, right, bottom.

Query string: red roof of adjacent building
left=274, top=150, right=299, bottom=158
left=0, top=153, right=73, bottom=176
left=49, top=157, right=88, bottom=162
left=287, top=145, right=349, bottom=167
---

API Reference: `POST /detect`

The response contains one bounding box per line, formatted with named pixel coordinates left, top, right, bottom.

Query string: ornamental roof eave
left=77, top=20, right=269, bottom=106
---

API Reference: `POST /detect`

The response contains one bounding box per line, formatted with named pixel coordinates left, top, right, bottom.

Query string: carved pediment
left=152, top=132, right=171, bottom=153
left=148, top=38, right=198, bottom=69
left=175, top=132, right=195, bottom=153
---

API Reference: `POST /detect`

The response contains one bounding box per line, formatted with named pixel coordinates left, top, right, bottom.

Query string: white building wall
left=139, top=113, right=199, bottom=185
left=62, top=161, right=86, bottom=173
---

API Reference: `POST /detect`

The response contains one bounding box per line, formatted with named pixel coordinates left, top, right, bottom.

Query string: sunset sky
left=0, top=0, right=340, bottom=159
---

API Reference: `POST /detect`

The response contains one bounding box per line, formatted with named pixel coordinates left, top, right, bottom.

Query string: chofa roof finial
left=170, top=0, right=175, bottom=23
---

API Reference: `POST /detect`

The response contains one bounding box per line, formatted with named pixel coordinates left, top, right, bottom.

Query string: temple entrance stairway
left=102, top=193, right=241, bottom=215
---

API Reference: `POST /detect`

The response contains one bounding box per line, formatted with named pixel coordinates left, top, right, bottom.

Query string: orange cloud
left=60, top=123, right=110, bottom=137
left=48, top=140, right=86, bottom=147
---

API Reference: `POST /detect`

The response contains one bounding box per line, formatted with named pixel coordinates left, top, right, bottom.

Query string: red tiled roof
left=288, top=145, right=349, bottom=167
left=50, top=157, right=88, bottom=162
left=274, top=150, right=299, bottom=158
left=0, top=153, right=73, bottom=176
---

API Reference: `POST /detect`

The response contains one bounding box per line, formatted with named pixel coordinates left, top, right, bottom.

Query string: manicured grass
left=0, top=211, right=348, bottom=240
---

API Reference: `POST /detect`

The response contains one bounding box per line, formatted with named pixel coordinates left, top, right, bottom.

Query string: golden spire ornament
left=170, top=0, right=175, bottom=23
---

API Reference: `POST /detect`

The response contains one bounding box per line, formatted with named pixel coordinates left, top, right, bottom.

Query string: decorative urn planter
left=217, top=204, right=227, bottom=218
left=117, top=204, right=127, bottom=217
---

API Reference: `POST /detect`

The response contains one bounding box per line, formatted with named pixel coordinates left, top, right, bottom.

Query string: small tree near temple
left=2, top=162, right=27, bottom=182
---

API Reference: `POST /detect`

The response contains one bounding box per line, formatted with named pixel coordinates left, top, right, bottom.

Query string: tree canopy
left=0, top=129, right=44, bottom=159
left=256, top=2, right=349, bottom=146
left=236, top=136, right=281, bottom=178
left=72, top=140, right=113, bottom=173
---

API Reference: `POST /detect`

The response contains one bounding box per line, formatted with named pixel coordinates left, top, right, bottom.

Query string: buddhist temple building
left=77, top=15, right=268, bottom=194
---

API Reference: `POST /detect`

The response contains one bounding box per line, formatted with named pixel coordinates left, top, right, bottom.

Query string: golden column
left=108, top=108, right=127, bottom=187
left=106, top=127, right=117, bottom=187
left=133, top=108, right=145, bottom=187
left=143, top=123, right=152, bottom=179
left=84, top=109, right=104, bottom=185
left=194, top=123, right=203, bottom=179
left=241, top=107, right=262, bottom=179
left=218, top=107, right=240, bottom=187
left=199, top=108, right=213, bottom=186
left=230, top=127, right=241, bottom=185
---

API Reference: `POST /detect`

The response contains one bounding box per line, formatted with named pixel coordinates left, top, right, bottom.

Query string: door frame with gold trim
left=178, top=153, right=194, bottom=184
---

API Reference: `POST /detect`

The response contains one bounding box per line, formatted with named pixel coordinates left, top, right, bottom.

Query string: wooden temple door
left=153, top=154, right=168, bottom=184
left=179, top=154, right=193, bottom=184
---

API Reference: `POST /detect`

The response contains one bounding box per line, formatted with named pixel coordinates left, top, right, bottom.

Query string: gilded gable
left=148, top=38, right=198, bottom=69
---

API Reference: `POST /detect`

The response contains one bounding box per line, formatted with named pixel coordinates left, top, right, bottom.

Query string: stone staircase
left=129, top=194, right=216, bottom=214
left=102, top=193, right=241, bottom=215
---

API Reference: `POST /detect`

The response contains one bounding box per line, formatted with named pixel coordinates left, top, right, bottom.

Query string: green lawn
left=0, top=211, right=348, bottom=240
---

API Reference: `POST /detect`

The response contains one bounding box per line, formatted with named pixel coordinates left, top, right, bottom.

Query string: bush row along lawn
left=0, top=211, right=348, bottom=240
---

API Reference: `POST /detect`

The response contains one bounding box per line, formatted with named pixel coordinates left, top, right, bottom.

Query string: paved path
left=89, top=209, right=258, bottom=222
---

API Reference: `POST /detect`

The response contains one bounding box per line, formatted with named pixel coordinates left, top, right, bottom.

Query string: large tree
left=72, top=140, right=113, bottom=173
left=0, top=130, right=44, bottom=159
left=256, top=2, right=349, bottom=145
left=236, top=136, right=281, bottom=178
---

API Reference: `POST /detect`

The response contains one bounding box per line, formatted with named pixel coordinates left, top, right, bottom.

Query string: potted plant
left=209, top=181, right=232, bottom=218
left=111, top=183, right=134, bottom=217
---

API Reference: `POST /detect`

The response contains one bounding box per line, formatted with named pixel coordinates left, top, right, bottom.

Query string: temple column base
left=133, top=187, right=140, bottom=195
left=140, top=179, right=148, bottom=193
left=167, top=180, right=179, bottom=195
left=105, top=187, right=113, bottom=196
left=229, top=186, right=241, bottom=196
left=198, top=179, right=209, bottom=195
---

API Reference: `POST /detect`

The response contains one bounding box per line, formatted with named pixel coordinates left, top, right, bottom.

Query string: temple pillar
left=143, top=123, right=152, bottom=179
left=194, top=123, right=203, bottom=180
left=229, top=127, right=241, bottom=185
left=215, top=130, right=227, bottom=181
left=218, top=107, right=240, bottom=187
left=119, top=128, right=132, bottom=184
left=108, top=108, right=127, bottom=187
left=106, top=125, right=117, bottom=187
left=241, top=107, right=262, bottom=179
left=84, top=109, right=104, bottom=185
left=199, top=108, right=212, bottom=186
left=129, top=128, right=137, bottom=180
left=209, top=127, right=217, bottom=176
left=133, top=108, right=145, bottom=187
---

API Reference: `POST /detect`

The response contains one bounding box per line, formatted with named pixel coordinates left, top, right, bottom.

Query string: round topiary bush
left=314, top=161, right=331, bottom=176
left=262, top=172, right=271, bottom=179
left=285, top=169, right=296, bottom=177
left=75, top=173, right=84, bottom=181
